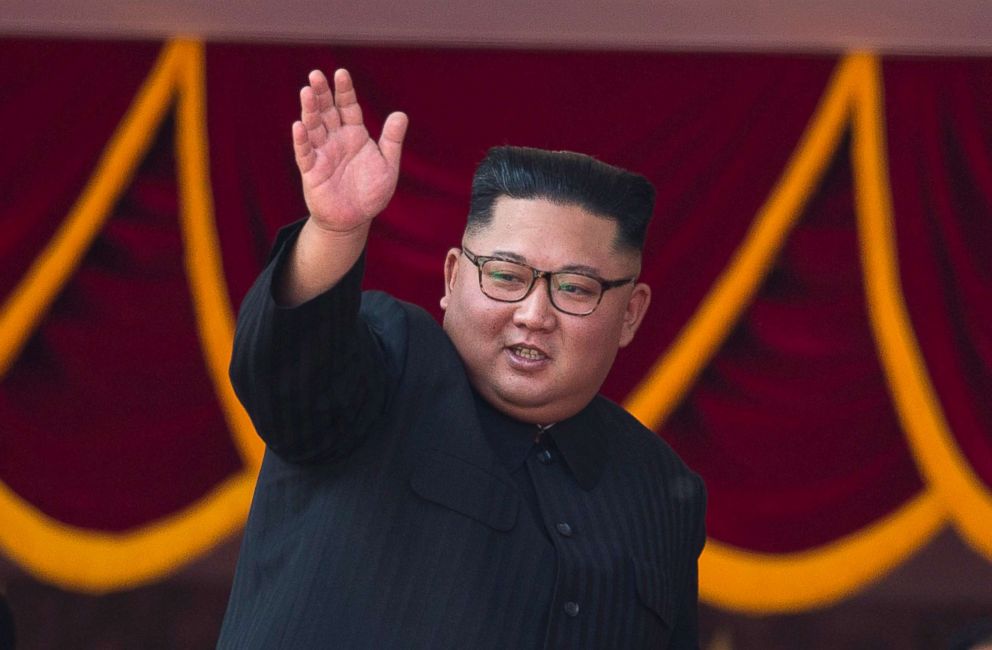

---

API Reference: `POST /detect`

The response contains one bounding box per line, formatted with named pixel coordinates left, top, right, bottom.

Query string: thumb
left=379, top=111, right=409, bottom=170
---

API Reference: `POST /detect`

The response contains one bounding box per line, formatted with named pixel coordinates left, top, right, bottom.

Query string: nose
left=512, top=277, right=558, bottom=331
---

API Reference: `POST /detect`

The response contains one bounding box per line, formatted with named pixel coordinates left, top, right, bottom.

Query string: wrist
left=303, top=215, right=372, bottom=242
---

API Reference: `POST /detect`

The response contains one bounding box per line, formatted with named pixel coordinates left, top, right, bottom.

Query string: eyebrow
left=488, top=249, right=603, bottom=277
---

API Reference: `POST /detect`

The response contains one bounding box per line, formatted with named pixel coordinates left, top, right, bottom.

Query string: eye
left=484, top=262, right=528, bottom=286
left=555, top=275, right=599, bottom=298
left=558, top=283, right=590, bottom=295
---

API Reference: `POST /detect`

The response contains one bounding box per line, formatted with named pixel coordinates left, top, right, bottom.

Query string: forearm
left=233, top=65, right=403, bottom=461
left=275, top=216, right=371, bottom=307
left=231, top=223, right=387, bottom=463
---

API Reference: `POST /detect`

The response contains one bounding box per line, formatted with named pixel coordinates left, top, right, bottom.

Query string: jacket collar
left=472, top=391, right=609, bottom=491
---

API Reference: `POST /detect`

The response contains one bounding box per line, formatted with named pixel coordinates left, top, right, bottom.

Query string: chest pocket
left=633, top=558, right=676, bottom=630
left=410, top=451, right=519, bottom=531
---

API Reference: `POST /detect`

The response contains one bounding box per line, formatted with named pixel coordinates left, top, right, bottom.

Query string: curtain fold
left=884, top=58, right=992, bottom=555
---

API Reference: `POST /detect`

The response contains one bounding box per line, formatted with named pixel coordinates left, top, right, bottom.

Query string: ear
left=440, top=248, right=461, bottom=311
left=618, top=282, right=651, bottom=348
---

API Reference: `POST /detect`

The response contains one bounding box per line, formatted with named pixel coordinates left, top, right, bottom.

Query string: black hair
left=466, top=146, right=656, bottom=252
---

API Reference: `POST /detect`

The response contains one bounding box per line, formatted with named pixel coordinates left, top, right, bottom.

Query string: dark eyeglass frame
left=461, top=246, right=635, bottom=316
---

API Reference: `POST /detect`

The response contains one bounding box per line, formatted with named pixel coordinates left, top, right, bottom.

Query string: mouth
left=508, top=344, right=550, bottom=362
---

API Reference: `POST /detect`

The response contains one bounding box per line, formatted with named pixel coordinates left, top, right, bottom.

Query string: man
left=218, top=69, right=706, bottom=649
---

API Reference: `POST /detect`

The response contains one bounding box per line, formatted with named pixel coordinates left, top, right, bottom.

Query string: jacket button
left=564, top=601, right=580, bottom=617
left=537, top=449, right=553, bottom=464
left=556, top=522, right=573, bottom=537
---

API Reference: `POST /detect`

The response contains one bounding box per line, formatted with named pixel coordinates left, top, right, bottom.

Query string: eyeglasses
left=461, top=246, right=635, bottom=316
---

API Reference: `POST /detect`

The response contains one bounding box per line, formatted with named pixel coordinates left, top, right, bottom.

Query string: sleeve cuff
left=261, top=218, right=366, bottom=333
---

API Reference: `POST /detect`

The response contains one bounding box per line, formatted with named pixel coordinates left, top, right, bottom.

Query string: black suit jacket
left=218, top=224, right=706, bottom=649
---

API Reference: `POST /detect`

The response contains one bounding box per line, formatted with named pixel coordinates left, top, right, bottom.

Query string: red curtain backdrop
left=885, top=59, right=992, bottom=488
left=667, top=133, right=924, bottom=552
left=0, top=37, right=989, bottom=610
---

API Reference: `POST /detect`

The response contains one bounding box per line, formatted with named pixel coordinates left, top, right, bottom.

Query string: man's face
left=441, top=196, right=651, bottom=424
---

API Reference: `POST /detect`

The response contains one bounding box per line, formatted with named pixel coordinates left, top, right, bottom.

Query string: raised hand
left=277, top=69, right=408, bottom=306
left=292, top=69, right=408, bottom=233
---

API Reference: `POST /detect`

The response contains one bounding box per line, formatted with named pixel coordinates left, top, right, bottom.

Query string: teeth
left=513, top=346, right=546, bottom=360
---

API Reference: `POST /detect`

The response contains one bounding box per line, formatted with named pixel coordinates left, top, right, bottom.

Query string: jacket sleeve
left=667, top=474, right=708, bottom=649
left=228, top=220, right=388, bottom=464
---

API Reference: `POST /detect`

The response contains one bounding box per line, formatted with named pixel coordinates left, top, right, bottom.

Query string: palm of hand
left=304, top=124, right=397, bottom=233
left=293, top=69, right=408, bottom=234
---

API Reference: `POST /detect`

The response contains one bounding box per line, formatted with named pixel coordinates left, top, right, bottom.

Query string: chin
left=495, top=386, right=552, bottom=409
left=494, top=386, right=588, bottom=424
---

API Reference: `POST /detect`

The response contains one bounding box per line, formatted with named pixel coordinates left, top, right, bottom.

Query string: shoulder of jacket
left=360, top=291, right=448, bottom=343
left=593, top=395, right=703, bottom=486
left=360, top=291, right=463, bottom=378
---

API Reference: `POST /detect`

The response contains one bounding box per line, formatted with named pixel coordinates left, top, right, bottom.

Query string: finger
left=300, top=85, right=327, bottom=148
left=378, top=111, right=409, bottom=170
left=333, top=68, right=364, bottom=127
left=308, top=69, right=339, bottom=131
left=292, top=120, right=316, bottom=174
